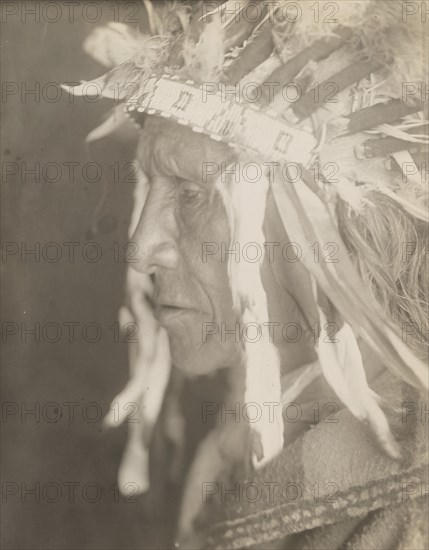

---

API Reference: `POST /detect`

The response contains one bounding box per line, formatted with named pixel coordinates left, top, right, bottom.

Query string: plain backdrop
left=0, top=3, right=171, bottom=548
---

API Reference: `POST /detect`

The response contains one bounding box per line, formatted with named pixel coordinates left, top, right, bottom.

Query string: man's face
left=130, top=117, right=316, bottom=376
left=130, top=117, right=242, bottom=375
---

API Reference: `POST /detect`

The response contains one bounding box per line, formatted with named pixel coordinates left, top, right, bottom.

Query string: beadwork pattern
left=125, top=73, right=317, bottom=166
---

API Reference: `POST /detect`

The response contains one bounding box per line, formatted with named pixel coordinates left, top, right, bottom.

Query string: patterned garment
left=188, top=370, right=428, bottom=549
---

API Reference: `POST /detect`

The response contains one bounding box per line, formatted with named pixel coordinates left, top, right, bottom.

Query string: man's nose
left=130, top=177, right=179, bottom=274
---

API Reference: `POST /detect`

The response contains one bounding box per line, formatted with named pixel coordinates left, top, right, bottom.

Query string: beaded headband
left=125, top=73, right=317, bottom=164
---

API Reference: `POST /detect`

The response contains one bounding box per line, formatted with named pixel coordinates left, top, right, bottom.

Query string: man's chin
left=158, top=307, right=242, bottom=375
left=168, top=336, right=240, bottom=377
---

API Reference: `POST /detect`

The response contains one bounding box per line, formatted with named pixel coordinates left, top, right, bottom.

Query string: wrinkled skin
left=130, top=115, right=317, bottom=376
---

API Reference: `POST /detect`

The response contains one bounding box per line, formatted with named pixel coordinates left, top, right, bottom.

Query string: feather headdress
left=65, top=0, right=428, bottom=496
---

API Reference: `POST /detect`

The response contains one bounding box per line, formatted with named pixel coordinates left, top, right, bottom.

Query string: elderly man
left=67, top=1, right=428, bottom=548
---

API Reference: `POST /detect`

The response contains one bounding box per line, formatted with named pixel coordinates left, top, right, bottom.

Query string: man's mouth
left=152, top=284, right=211, bottom=322
left=154, top=293, right=194, bottom=309
left=153, top=296, right=198, bottom=321
left=153, top=295, right=212, bottom=323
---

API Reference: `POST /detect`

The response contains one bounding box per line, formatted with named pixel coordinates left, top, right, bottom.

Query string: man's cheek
left=180, top=208, right=229, bottom=261
left=201, top=197, right=232, bottom=241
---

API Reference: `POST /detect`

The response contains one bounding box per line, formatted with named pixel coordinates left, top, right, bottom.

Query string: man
left=67, top=1, right=428, bottom=548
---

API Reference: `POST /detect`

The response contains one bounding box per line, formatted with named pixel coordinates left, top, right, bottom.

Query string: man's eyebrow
left=175, top=178, right=215, bottom=200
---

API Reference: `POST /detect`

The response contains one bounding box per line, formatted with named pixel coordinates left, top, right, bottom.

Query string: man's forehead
left=138, top=116, right=236, bottom=184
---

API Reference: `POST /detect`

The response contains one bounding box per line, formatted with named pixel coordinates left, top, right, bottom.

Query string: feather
left=270, top=172, right=428, bottom=391
left=85, top=107, right=129, bottom=143
left=103, top=165, right=171, bottom=494
left=61, top=60, right=143, bottom=100
left=183, top=14, right=225, bottom=82
left=142, top=0, right=160, bottom=35
left=199, top=0, right=247, bottom=29
left=117, top=405, right=149, bottom=494
left=316, top=307, right=401, bottom=459
left=62, top=35, right=170, bottom=100
left=217, top=165, right=283, bottom=468
left=83, top=22, right=149, bottom=68
left=281, top=361, right=321, bottom=405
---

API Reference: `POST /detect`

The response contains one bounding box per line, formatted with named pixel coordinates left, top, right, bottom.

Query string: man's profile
left=65, top=1, right=429, bottom=548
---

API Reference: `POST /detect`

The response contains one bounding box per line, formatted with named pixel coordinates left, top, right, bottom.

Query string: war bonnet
left=65, top=0, right=428, bottom=474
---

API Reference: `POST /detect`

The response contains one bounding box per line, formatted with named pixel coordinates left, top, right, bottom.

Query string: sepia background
left=0, top=3, right=164, bottom=548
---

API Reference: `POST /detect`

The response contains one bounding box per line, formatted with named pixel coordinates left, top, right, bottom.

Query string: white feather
left=316, top=306, right=401, bottom=459
left=219, top=166, right=284, bottom=468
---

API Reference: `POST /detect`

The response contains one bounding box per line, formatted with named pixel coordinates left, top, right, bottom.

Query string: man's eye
left=182, top=189, right=201, bottom=201
left=179, top=183, right=206, bottom=207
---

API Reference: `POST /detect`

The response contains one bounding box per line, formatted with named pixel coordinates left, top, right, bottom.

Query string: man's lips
left=154, top=303, right=203, bottom=324
left=154, top=295, right=195, bottom=310
left=153, top=295, right=211, bottom=323
left=153, top=295, right=201, bottom=317
left=152, top=281, right=211, bottom=319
